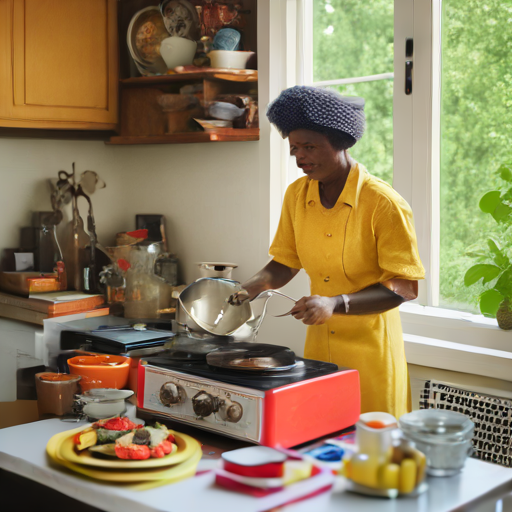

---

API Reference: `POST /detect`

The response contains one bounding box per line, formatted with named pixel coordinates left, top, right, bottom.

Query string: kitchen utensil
left=67, top=355, right=131, bottom=391
left=177, top=277, right=252, bottom=336
left=209, top=101, right=246, bottom=121
left=193, top=119, right=233, bottom=131
left=104, top=241, right=165, bottom=319
left=206, top=343, right=297, bottom=372
left=35, top=373, right=81, bottom=418
left=356, top=411, right=398, bottom=457
left=177, top=279, right=297, bottom=341
left=209, top=50, right=255, bottom=69
left=399, top=409, right=475, bottom=476
left=76, top=388, right=134, bottom=420
left=252, top=289, right=297, bottom=317
left=213, top=28, right=241, bottom=51
left=160, top=36, right=197, bottom=70
left=127, top=6, right=169, bottom=76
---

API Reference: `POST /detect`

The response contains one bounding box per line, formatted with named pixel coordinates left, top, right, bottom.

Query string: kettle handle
left=249, top=290, right=297, bottom=334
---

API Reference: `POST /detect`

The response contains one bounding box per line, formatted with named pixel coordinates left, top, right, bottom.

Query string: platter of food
left=46, top=416, right=203, bottom=485
left=48, top=431, right=201, bottom=487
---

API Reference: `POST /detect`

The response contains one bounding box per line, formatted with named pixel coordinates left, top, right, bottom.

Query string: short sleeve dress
left=269, top=163, right=425, bottom=418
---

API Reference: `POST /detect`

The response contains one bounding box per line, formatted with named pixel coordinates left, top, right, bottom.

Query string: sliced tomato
left=115, top=443, right=151, bottom=460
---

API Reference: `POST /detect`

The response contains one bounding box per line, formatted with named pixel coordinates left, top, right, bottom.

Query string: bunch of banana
left=341, top=439, right=426, bottom=494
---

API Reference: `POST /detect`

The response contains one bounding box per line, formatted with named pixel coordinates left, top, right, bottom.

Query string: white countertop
left=1, top=418, right=512, bottom=512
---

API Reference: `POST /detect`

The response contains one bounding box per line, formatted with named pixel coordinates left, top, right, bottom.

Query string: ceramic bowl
left=160, top=36, right=197, bottom=70
left=209, top=50, right=255, bottom=70
left=67, top=355, right=131, bottom=391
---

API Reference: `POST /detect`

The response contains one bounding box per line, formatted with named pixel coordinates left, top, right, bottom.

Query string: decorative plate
left=159, top=0, right=200, bottom=40
left=127, top=6, right=170, bottom=76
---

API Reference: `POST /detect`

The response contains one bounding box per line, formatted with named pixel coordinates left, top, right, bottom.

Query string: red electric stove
left=137, top=335, right=360, bottom=448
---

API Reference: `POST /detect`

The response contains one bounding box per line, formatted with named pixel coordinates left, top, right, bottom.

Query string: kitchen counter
left=1, top=417, right=512, bottom=512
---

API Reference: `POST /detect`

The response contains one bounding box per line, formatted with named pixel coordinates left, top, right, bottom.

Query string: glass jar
left=399, top=409, right=474, bottom=476
left=155, top=253, right=179, bottom=286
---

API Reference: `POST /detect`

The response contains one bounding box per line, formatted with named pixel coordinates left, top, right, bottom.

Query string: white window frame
left=265, top=0, right=512, bottom=381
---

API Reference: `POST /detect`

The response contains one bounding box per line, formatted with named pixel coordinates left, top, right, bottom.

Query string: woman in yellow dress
left=232, top=86, right=424, bottom=419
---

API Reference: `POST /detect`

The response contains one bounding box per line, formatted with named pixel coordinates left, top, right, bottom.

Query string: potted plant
left=464, top=163, right=512, bottom=329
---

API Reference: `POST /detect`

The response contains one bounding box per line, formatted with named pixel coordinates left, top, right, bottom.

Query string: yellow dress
left=269, top=163, right=425, bottom=419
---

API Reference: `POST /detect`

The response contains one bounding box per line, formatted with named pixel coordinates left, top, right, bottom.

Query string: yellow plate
left=47, top=426, right=202, bottom=484
left=55, top=426, right=201, bottom=469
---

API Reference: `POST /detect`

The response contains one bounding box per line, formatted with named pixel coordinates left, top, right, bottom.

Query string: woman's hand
left=289, top=295, right=336, bottom=325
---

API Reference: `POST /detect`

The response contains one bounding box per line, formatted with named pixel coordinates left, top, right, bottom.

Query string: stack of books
left=0, top=291, right=108, bottom=325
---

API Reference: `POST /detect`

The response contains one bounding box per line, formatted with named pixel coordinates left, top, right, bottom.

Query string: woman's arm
left=290, top=278, right=418, bottom=325
left=231, top=260, right=300, bottom=303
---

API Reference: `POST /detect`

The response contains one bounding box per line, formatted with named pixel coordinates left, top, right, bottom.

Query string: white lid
left=197, top=262, right=238, bottom=269
left=222, top=446, right=287, bottom=466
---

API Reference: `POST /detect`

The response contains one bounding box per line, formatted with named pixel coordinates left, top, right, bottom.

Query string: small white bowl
left=209, top=50, right=255, bottom=70
left=160, top=36, right=197, bottom=70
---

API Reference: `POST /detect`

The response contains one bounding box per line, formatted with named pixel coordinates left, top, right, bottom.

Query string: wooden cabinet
left=109, top=0, right=259, bottom=145
left=0, top=0, right=118, bottom=130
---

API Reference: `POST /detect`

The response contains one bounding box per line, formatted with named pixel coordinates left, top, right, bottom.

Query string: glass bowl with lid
left=399, top=409, right=474, bottom=476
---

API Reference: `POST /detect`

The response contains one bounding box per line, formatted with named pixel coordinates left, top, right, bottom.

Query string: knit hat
left=267, top=86, right=366, bottom=145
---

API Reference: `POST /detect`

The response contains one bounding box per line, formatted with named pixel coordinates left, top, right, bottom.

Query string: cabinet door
left=0, top=0, right=118, bottom=129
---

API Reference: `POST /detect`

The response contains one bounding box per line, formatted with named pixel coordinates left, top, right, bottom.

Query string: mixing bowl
left=67, top=355, right=131, bottom=391
left=399, top=409, right=474, bottom=476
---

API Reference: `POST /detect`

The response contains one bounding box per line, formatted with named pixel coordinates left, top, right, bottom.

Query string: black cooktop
left=144, top=354, right=340, bottom=391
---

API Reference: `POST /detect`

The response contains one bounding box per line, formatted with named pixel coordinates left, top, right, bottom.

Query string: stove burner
left=206, top=343, right=296, bottom=372
left=159, top=334, right=233, bottom=362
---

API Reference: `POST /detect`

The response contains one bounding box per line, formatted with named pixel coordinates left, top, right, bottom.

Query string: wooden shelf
left=107, top=128, right=259, bottom=145
left=120, top=69, right=258, bottom=87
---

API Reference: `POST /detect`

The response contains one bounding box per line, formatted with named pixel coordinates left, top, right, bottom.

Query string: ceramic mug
left=356, top=411, right=398, bottom=457
left=160, top=36, right=197, bottom=70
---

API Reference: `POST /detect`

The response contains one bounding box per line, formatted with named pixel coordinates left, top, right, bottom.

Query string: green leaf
left=491, top=202, right=512, bottom=222
left=498, top=164, right=512, bottom=183
left=479, top=190, right=501, bottom=213
left=464, top=264, right=502, bottom=287
left=502, top=187, right=512, bottom=202
left=495, top=268, right=512, bottom=298
left=479, top=289, right=504, bottom=317
left=487, top=238, right=510, bottom=268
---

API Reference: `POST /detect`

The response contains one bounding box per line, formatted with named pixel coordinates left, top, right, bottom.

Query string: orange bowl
left=67, top=355, right=131, bottom=391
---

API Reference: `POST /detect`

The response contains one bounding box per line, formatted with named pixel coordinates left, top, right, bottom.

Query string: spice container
left=399, top=409, right=474, bottom=476
left=35, top=373, right=81, bottom=418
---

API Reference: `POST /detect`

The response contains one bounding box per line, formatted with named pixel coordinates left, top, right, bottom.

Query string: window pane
left=438, top=0, right=512, bottom=313
left=329, top=80, right=393, bottom=184
left=313, top=0, right=394, bottom=184
left=313, top=0, right=394, bottom=81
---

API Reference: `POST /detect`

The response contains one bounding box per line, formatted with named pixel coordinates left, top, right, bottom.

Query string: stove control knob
left=159, top=382, right=186, bottom=406
left=192, top=391, right=221, bottom=418
left=221, top=400, right=243, bottom=423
